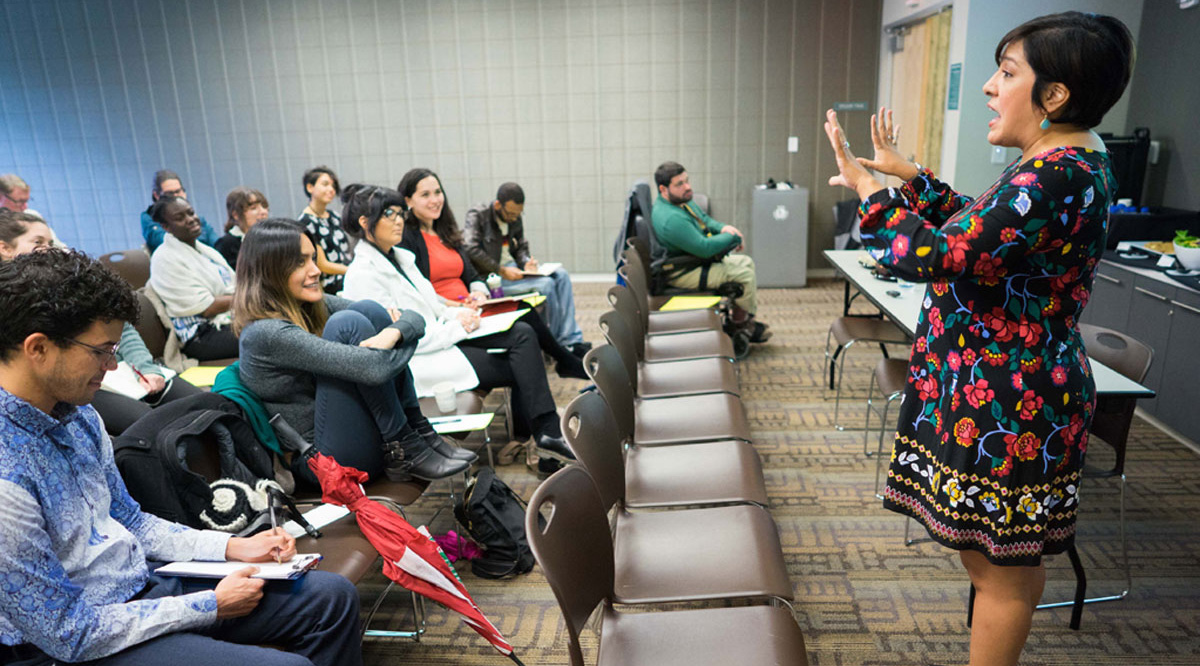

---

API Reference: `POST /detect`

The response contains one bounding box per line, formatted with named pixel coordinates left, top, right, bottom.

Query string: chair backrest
left=597, top=310, right=640, bottom=394
left=100, top=248, right=151, bottom=290
left=617, top=258, right=651, bottom=332
left=135, top=291, right=169, bottom=360
left=583, top=345, right=637, bottom=446
left=692, top=192, right=710, bottom=215
left=624, top=236, right=653, bottom=284
left=1079, top=324, right=1153, bottom=383
left=1079, top=324, right=1154, bottom=474
left=562, top=391, right=626, bottom=512
left=526, top=466, right=616, bottom=666
left=606, top=285, right=647, bottom=359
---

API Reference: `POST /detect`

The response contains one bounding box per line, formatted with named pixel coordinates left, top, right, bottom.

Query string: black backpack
left=112, top=393, right=317, bottom=537
left=454, top=467, right=544, bottom=579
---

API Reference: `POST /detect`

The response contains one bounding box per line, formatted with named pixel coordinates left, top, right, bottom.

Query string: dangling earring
left=1039, top=116, right=1051, bottom=131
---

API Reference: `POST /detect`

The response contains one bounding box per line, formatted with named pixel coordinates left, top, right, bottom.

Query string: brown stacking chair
left=825, top=314, right=910, bottom=431
left=864, top=358, right=907, bottom=499
left=599, top=310, right=739, bottom=399
left=100, top=248, right=151, bottom=290
left=526, top=466, right=807, bottom=666
left=620, top=247, right=722, bottom=334
left=585, top=344, right=751, bottom=446
left=608, top=285, right=735, bottom=363
left=562, top=390, right=767, bottom=508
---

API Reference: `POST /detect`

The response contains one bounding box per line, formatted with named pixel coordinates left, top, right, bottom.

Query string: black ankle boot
left=555, top=354, right=589, bottom=380
left=383, top=429, right=471, bottom=482
left=413, top=421, right=478, bottom=463
left=537, top=457, right=565, bottom=479
left=536, top=433, right=576, bottom=463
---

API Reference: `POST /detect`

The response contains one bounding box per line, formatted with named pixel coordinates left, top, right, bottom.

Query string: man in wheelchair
left=651, top=161, right=771, bottom=345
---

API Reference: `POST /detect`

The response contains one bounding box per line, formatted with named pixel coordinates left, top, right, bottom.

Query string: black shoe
left=555, top=355, right=590, bottom=380
left=568, top=341, right=593, bottom=358
left=536, top=433, right=576, bottom=463
left=749, top=320, right=772, bottom=343
left=383, top=431, right=471, bottom=482
left=414, top=423, right=478, bottom=463
left=537, top=457, right=565, bottom=479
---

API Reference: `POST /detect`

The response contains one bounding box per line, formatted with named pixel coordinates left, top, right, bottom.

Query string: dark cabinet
left=1124, top=276, right=1176, bottom=416
left=1083, top=263, right=1135, bottom=331
left=1157, top=289, right=1200, bottom=443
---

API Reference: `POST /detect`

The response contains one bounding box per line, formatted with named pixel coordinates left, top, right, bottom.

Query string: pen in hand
left=267, top=490, right=282, bottom=564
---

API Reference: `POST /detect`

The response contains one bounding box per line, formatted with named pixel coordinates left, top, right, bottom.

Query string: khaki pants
left=667, top=253, right=758, bottom=314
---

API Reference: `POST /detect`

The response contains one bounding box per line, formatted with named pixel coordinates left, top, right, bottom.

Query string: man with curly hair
left=0, top=249, right=362, bottom=665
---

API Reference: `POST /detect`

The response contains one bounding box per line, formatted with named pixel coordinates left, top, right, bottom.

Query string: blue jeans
left=69, top=569, right=362, bottom=666
left=311, top=301, right=422, bottom=481
left=501, top=265, right=583, bottom=346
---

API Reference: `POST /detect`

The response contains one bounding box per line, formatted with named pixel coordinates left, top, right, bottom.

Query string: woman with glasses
left=234, top=218, right=472, bottom=486
left=340, top=184, right=574, bottom=477
left=0, top=209, right=201, bottom=434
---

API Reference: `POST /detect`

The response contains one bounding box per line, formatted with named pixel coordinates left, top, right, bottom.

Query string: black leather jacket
left=462, top=201, right=532, bottom=275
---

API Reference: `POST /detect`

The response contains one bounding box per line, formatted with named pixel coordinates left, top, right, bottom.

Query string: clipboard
left=154, top=553, right=323, bottom=580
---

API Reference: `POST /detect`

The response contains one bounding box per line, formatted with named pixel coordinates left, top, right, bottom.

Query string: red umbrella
left=307, top=453, right=524, bottom=664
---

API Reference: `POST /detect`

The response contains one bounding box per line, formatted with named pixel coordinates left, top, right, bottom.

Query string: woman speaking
left=823, top=12, right=1133, bottom=666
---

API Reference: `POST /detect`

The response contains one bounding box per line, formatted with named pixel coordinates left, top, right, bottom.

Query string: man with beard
left=651, top=161, right=770, bottom=343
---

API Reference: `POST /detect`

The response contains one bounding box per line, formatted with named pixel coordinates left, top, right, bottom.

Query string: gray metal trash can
left=749, top=187, right=808, bottom=287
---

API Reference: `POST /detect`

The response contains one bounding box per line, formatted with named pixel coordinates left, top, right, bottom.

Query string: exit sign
left=833, top=102, right=869, bottom=112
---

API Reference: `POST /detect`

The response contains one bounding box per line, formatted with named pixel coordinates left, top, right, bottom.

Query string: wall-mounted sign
left=833, top=102, right=869, bottom=112
left=947, top=63, right=962, bottom=110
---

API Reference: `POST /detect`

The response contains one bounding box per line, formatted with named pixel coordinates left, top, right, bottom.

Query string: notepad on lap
left=465, top=309, right=529, bottom=340
left=658, top=295, right=722, bottom=311
left=178, top=365, right=225, bottom=387
left=155, top=554, right=323, bottom=580
left=101, top=362, right=177, bottom=400
left=520, top=262, right=562, bottom=277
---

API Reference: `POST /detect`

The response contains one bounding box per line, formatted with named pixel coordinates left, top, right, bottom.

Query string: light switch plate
left=991, top=146, right=1007, bottom=164
left=787, top=136, right=799, bottom=153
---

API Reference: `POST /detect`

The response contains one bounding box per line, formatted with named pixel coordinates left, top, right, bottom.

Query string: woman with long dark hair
left=824, top=12, right=1134, bottom=665
left=215, top=186, right=270, bottom=269
left=395, top=167, right=587, bottom=380
left=339, top=185, right=574, bottom=476
left=233, top=219, right=473, bottom=486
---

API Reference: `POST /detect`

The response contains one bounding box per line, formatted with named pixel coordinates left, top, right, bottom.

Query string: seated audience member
left=140, top=169, right=220, bottom=252
left=235, top=219, right=472, bottom=486
left=0, top=248, right=362, bottom=666
left=216, top=186, right=270, bottom=269
left=147, top=196, right=239, bottom=361
left=0, top=173, right=38, bottom=218
left=651, top=160, right=772, bottom=343
left=339, top=185, right=574, bottom=476
left=463, top=182, right=588, bottom=354
left=298, top=166, right=352, bottom=294
left=395, top=168, right=586, bottom=379
left=0, top=210, right=201, bottom=435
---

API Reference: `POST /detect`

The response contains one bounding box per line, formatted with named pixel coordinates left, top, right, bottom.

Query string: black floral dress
left=300, top=209, right=351, bottom=294
left=859, top=146, right=1114, bottom=566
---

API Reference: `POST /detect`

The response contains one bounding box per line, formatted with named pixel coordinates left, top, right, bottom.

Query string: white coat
left=341, top=242, right=479, bottom=397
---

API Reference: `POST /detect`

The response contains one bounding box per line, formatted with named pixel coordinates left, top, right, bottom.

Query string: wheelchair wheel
left=732, top=329, right=752, bottom=359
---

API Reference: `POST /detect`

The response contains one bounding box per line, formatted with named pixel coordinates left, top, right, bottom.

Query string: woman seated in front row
left=395, top=168, right=587, bottom=381
left=234, top=219, right=473, bottom=486
left=338, top=185, right=574, bottom=477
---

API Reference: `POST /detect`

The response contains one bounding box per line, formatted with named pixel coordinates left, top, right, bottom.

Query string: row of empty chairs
left=523, top=243, right=809, bottom=665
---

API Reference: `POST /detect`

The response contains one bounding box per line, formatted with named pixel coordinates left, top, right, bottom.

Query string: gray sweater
left=237, top=295, right=426, bottom=441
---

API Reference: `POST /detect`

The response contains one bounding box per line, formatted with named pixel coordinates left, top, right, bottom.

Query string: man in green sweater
left=651, top=161, right=770, bottom=343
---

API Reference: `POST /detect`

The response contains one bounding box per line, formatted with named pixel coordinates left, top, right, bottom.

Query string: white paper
left=100, top=362, right=178, bottom=400
left=521, top=262, right=562, bottom=277
left=282, top=504, right=351, bottom=538
left=154, top=553, right=322, bottom=580
left=464, top=309, right=529, bottom=340
left=428, top=412, right=495, bottom=433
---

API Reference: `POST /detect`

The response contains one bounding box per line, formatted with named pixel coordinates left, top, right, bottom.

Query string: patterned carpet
left=358, top=279, right=1200, bottom=666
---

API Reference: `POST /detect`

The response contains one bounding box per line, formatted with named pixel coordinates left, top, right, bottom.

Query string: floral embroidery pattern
left=861, top=147, right=1112, bottom=566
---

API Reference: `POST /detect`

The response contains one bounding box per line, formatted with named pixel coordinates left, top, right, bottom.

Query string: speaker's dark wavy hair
left=0, top=248, right=139, bottom=359
left=995, top=11, right=1134, bottom=129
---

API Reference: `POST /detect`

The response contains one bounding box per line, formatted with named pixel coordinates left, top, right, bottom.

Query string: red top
left=423, top=231, right=516, bottom=314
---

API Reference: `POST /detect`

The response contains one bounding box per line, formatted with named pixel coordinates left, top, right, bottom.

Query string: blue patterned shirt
left=0, top=388, right=231, bottom=661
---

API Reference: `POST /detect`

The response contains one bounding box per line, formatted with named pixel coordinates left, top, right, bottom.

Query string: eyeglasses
left=65, top=338, right=120, bottom=364
left=381, top=208, right=404, bottom=220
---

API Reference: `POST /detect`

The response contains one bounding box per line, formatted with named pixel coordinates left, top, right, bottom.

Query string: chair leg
left=1118, top=473, right=1131, bottom=597
left=873, top=399, right=894, bottom=500
left=1067, top=545, right=1086, bottom=630
left=862, top=374, right=878, bottom=457
left=967, top=583, right=976, bottom=628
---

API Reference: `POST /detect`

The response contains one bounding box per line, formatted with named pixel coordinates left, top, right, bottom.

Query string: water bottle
left=486, top=273, right=503, bottom=298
